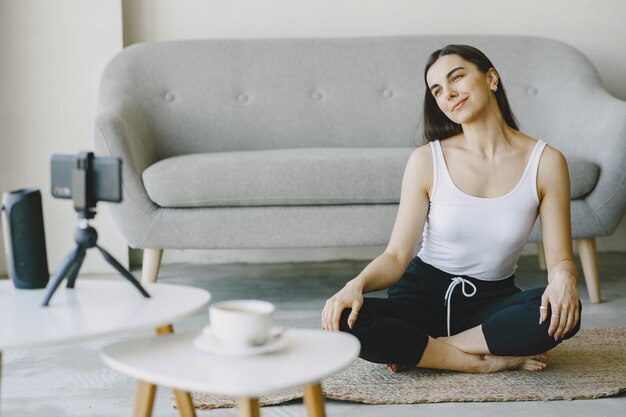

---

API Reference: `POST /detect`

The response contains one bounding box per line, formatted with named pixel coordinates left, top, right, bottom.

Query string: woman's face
left=425, top=54, right=498, bottom=125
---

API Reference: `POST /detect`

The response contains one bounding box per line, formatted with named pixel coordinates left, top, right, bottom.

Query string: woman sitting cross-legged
left=321, top=44, right=581, bottom=373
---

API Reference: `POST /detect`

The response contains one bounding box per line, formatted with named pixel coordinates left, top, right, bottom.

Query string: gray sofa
left=94, top=35, right=626, bottom=303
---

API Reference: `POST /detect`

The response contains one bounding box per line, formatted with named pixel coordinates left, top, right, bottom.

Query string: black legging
left=339, top=256, right=582, bottom=366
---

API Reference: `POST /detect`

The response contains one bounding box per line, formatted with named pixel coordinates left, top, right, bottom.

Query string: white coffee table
left=101, top=328, right=360, bottom=417
left=0, top=279, right=211, bottom=414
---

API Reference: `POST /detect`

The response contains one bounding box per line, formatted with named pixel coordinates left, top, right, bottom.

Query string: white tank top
left=417, top=139, right=547, bottom=281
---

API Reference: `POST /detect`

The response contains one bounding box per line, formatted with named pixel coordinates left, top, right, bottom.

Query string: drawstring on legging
left=444, top=277, right=477, bottom=337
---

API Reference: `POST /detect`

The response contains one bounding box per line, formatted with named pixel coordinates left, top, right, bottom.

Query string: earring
left=492, top=86, right=498, bottom=93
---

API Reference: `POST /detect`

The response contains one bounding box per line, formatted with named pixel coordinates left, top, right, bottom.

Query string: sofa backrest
left=98, top=35, right=603, bottom=160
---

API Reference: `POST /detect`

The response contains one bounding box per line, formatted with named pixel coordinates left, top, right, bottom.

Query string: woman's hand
left=321, top=281, right=364, bottom=331
left=540, top=270, right=580, bottom=341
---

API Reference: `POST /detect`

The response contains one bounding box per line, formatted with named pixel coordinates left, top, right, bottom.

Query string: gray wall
left=0, top=0, right=124, bottom=275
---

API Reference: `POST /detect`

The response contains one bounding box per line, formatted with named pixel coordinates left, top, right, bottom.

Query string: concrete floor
left=2, top=252, right=625, bottom=417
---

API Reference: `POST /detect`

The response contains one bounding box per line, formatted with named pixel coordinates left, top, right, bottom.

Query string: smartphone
left=50, top=154, right=122, bottom=203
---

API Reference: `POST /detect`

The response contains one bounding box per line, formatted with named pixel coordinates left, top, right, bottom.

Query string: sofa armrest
left=578, top=92, right=626, bottom=236
left=94, top=108, right=160, bottom=247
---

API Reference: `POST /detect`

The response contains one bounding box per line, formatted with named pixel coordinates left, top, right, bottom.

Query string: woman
left=321, top=45, right=581, bottom=374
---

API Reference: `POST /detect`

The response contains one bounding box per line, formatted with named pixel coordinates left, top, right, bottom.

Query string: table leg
left=238, top=397, right=260, bottom=417
left=133, top=377, right=196, bottom=417
left=155, top=324, right=174, bottom=335
left=173, top=390, right=197, bottom=417
left=156, top=324, right=197, bottom=417
left=129, top=327, right=172, bottom=417
left=134, top=380, right=157, bottom=417
left=303, top=383, right=326, bottom=417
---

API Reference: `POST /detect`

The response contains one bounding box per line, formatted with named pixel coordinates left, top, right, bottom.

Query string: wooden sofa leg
left=576, top=239, right=601, bottom=303
left=141, top=249, right=164, bottom=284
left=536, top=242, right=547, bottom=271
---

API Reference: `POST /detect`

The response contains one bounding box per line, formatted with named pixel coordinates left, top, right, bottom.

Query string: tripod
left=42, top=152, right=150, bottom=306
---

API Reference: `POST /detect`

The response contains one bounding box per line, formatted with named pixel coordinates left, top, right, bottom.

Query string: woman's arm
left=321, top=145, right=433, bottom=330
left=537, top=145, right=580, bottom=341
left=356, top=145, right=433, bottom=291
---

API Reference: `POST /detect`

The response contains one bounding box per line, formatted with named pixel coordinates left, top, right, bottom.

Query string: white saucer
left=193, top=327, right=288, bottom=356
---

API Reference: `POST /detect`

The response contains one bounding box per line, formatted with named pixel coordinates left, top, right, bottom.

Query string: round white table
left=0, top=279, right=211, bottom=414
left=101, top=328, right=360, bottom=417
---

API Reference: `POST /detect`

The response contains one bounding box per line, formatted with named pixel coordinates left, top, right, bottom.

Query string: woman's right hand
left=321, top=281, right=363, bottom=331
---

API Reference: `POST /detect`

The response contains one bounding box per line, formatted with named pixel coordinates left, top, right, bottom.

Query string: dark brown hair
left=423, top=44, right=518, bottom=141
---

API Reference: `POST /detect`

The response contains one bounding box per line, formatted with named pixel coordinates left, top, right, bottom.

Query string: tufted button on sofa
left=94, top=35, right=626, bottom=302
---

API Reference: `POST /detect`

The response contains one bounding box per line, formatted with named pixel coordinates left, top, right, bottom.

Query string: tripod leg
left=41, top=247, right=81, bottom=306
left=66, top=249, right=87, bottom=288
left=96, top=245, right=150, bottom=298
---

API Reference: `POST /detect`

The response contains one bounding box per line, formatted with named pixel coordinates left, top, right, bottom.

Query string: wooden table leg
left=173, top=390, right=197, bottom=417
left=238, top=397, right=260, bottom=417
left=155, top=324, right=174, bottom=335
left=133, top=377, right=196, bottom=417
left=303, top=383, right=326, bottom=417
left=131, top=324, right=197, bottom=417
left=134, top=380, right=157, bottom=417
left=156, top=324, right=197, bottom=417
left=130, top=327, right=172, bottom=417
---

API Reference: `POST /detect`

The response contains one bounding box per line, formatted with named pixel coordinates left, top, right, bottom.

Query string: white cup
left=209, top=300, right=275, bottom=347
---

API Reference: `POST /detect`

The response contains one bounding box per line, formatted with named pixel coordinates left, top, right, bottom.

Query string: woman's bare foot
left=385, top=363, right=411, bottom=373
left=479, top=352, right=549, bottom=373
left=416, top=336, right=550, bottom=374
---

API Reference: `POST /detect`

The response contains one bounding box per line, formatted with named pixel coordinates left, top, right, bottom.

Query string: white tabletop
left=0, top=279, right=211, bottom=350
left=101, top=328, right=360, bottom=397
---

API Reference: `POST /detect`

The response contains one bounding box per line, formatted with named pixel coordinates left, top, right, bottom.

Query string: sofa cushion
left=142, top=148, right=414, bottom=208
left=568, top=158, right=599, bottom=199
left=142, top=149, right=599, bottom=208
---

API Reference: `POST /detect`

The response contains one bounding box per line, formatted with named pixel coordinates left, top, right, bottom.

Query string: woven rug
left=181, top=328, right=626, bottom=409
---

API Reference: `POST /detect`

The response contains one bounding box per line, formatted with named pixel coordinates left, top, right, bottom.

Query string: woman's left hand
left=540, top=271, right=580, bottom=341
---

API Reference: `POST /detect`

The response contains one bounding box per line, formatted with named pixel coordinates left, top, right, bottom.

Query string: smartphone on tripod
left=51, top=154, right=122, bottom=203
left=42, top=152, right=149, bottom=306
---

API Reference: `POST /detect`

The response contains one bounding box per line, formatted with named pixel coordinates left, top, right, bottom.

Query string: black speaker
left=1, top=188, right=50, bottom=289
